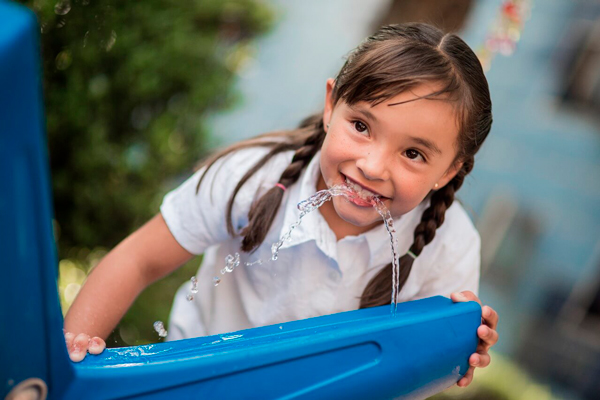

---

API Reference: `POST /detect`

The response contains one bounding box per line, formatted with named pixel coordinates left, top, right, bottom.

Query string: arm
left=64, top=212, right=194, bottom=361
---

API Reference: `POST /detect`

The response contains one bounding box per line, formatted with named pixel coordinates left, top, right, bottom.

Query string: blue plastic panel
left=0, top=2, right=481, bottom=399
left=65, top=297, right=480, bottom=400
left=0, top=1, right=74, bottom=398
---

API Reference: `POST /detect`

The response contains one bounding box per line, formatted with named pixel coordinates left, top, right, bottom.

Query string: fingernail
left=455, top=293, right=466, bottom=301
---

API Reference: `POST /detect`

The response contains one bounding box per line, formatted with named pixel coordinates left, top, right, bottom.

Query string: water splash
left=271, top=185, right=355, bottom=260
left=153, top=321, right=168, bottom=338
left=214, top=183, right=402, bottom=314
left=213, top=276, right=221, bottom=286
left=221, top=253, right=240, bottom=274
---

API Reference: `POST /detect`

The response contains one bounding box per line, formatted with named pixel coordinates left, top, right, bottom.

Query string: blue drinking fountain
left=0, top=2, right=481, bottom=399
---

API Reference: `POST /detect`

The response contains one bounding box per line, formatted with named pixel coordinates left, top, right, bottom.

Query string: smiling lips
left=342, top=174, right=389, bottom=203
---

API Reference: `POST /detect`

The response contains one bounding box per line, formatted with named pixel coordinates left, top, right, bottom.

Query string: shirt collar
left=278, top=151, right=337, bottom=258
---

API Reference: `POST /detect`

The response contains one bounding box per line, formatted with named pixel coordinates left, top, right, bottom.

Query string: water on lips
left=345, top=177, right=378, bottom=201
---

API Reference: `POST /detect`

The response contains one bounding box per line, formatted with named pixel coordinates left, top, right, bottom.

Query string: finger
left=482, top=305, right=499, bottom=330
left=457, top=366, right=474, bottom=387
left=450, top=291, right=482, bottom=306
left=64, top=331, right=75, bottom=353
left=88, top=337, right=106, bottom=355
left=70, top=333, right=90, bottom=363
left=478, top=325, right=499, bottom=350
left=470, top=352, right=491, bottom=369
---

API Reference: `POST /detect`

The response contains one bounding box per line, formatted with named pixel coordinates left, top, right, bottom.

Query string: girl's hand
left=450, top=291, right=499, bottom=388
left=64, top=331, right=106, bottom=362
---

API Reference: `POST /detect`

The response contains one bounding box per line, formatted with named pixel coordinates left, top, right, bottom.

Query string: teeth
left=345, top=177, right=376, bottom=199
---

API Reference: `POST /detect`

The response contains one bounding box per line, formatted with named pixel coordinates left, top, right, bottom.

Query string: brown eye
left=405, top=149, right=424, bottom=161
left=354, top=121, right=368, bottom=134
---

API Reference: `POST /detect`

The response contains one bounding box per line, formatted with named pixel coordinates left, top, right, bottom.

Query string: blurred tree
left=21, top=0, right=274, bottom=346
left=23, top=0, right=273, bottom=254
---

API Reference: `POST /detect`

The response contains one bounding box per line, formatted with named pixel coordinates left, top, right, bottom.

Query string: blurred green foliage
left=21, top=0, right=274, bottom=346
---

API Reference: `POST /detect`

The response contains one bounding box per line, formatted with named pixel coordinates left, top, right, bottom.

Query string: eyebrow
left=409, top=136, right=442, bottom=155
left=349, top=105, right=378, bottom=123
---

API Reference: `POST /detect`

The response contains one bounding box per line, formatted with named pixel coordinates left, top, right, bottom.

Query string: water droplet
left=279, top=326, right=283, bottom=330
left=223, top=252, right=240, bottom=273
left=190, top=276, right=198, bottom=293
left=221, top=334, right=243, bottom=341
left=213, top=276, right=221, bottom=286
left=186, top=294, right=194, bottom=301
left=54, top=0, right=71, bottom=15
left=153, top=321, right=168, bottom=338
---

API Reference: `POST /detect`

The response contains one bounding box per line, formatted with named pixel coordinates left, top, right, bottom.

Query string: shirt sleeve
left=159, top=147, right=285, bottom=255
left=414, top=203, right=481, bottom=298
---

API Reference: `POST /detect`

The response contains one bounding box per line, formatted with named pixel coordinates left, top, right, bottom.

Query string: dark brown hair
left=196, top=23, right=492, bottom=309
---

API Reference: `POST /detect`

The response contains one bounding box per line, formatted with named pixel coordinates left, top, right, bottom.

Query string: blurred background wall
left=23, top=0, right=600, bottom=399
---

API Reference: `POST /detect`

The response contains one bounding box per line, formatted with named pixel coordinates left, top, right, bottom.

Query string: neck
left=316, top=173, right=381, bottom=241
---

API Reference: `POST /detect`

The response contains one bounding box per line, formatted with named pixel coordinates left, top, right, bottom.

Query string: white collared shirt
left=160, top=147, right=480, bottom=340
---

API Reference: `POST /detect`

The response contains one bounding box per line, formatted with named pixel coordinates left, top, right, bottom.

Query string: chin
left=332, top=196, right=381, bottom=227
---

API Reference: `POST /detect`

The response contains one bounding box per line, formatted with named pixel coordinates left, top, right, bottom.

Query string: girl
left=65, top=23, right=499, bottom=388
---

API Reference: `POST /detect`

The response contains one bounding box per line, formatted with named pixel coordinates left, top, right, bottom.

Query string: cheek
left=390, top=175, right=433, bottom=213
left=327, top=130, right=360, bottom=159
left=321, top=132, right=349, bottom=167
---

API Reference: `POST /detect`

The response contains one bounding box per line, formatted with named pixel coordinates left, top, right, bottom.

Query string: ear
left=436, top=160, right=463, bottom=190
left=323, top=78, right=336, bottom=132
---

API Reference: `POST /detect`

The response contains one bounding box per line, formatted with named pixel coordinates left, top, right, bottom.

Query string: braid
left=359, top=157, right=474, bottom=308
left=240, top=118, right=325, bottom=252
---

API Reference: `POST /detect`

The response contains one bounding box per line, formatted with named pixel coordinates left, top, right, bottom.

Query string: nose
left=356, top=150, right=390, bottom=181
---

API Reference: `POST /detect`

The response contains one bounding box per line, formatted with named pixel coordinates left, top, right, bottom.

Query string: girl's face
left=318, top=78, right=463, bottom=236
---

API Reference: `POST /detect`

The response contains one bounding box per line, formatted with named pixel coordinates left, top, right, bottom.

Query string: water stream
left=208, top=183, right=402, bottom=314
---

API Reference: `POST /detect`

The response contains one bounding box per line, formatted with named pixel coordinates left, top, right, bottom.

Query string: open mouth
left=340, top=174, right=389, bottom=205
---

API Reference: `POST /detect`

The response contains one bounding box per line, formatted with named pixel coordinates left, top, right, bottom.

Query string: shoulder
left=435, top=200, right=480, bottom=252
left=207, top=146, right=294, bottom=180
left=418, top=199, right=480, bottom=276
left=413, top=199, right=481, bottom=297
left=199, top=146, right=295, bottom=195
